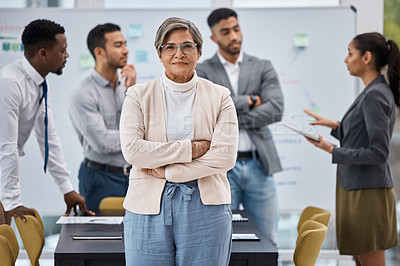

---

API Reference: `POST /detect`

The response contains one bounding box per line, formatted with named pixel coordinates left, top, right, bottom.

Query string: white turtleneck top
left=161, top=71, right=198, bottom=180
left=161, top=71, right=197, bottom=142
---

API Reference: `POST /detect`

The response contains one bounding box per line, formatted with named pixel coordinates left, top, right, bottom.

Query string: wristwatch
left=250, top=94, right=257, bottom=109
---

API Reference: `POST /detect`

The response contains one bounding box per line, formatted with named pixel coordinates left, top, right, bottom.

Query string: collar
left=90, top=69, right=121, bottom=88
left=21, top=56, right=45, bottom=86
left=161, top=71, right=198, bottom=93
left=217, top=50, right=244, bottom=66
left=364, top=75, right=386, bottom=91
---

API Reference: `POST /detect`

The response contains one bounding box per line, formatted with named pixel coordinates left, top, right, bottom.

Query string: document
left=280, top=121, right=320, bottom=142
left=232, top=214, right=248, bottom=222
left=232, top=234, right=260, bottom=241
left=72, top=232, right=123, bottom=240
left=56, top=216, right=123, bottom=225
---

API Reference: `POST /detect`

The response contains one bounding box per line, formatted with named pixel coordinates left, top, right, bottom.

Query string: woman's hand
left=305, top=134, right=334, bottom=154
left=304, top=109, right=339, bottom=130
left=141, top=167, right=165, bottom=179
left=192, top=140, right=211, bottom=159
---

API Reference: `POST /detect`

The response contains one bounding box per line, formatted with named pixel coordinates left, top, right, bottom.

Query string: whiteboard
left=0, top=7, right=356, bottom=214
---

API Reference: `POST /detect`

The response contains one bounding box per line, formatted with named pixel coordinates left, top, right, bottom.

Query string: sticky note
left=128, top=24, right=143, bottom=38
left=2, top=42, right=10, bottom=51
left=309, top=107, right=321, bottom=116
left=11, top=43, right=20, bottom=51
left=135, top=50, right=148, bottom=63
left=307, top=106, right=321, bottom=122
left=79, top=54, right=95, bottom=69
left=294, top=34, right=309, bottom=47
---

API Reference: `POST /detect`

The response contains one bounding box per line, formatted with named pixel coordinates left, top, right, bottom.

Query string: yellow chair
left=297, top=206, right=331, bottom=232
left=15, top=208, right=44, bottom=266
left=0, top=235, right=15, bottom=266
left=0, top=200, right=5, bottom=225
left=293, top=220, right=328, bottom=266
left=0, top=224, right=19, bottom=266
left=99, top=197, right=125, bottom=211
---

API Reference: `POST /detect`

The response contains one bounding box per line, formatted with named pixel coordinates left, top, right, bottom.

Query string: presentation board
left=0, top=7, right=356, bottom=214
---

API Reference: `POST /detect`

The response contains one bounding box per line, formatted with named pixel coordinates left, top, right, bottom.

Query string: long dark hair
left=353, top=32, right=400, bottom=106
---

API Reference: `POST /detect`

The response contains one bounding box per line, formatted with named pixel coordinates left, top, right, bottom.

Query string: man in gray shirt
left=196, top=8, right=284, bottom=248
left=69, top=23, right=136, bottom=211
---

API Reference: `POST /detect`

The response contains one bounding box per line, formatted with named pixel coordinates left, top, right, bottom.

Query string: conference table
left=54, top=210, right=278, bottom=266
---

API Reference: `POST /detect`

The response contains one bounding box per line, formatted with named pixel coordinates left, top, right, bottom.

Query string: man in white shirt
left=0, top=19, right=94, bottom=224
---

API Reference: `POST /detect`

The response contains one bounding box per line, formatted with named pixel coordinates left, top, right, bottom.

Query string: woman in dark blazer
left=305, top=32, right=400, bottom=266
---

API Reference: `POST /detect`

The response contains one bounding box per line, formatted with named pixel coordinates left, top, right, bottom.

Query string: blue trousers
left=124, top=180, right=232, bottom=266
left=78, top=162, right=129, bottom=211
left=228, top=157, right=279, bottom=249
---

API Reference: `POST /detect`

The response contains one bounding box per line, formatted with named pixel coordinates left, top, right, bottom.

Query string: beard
left=55, top=61, right=66, bottom=75
left=218, top=40, right=241, bottom=55
left=107, top=59, right=126, bottom=69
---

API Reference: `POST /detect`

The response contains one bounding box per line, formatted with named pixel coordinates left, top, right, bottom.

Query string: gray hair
left=154, top=17, right=203, bottom=56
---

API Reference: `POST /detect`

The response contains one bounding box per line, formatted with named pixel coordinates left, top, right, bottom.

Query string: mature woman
left=305, top=32, right=399, bottom=266
left=120, top=17, right=238, bottom=265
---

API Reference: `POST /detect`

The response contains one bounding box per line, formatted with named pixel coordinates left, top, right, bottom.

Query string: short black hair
left=87, top=23, right=121, bottom=59
left=207, top=8, right=238, bottom=28
left=21, top=19, right=65, bottom=58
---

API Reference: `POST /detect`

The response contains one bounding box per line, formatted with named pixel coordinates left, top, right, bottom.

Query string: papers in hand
left=280, top=121, right=320, bottom=142
left=56, top=216, right=123, bottom=225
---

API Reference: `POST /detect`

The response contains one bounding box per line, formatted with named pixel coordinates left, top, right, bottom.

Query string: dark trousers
left=78, top=162, right=129, bottom=211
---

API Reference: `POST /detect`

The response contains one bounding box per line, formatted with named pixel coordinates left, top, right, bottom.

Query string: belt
left=237, top=151, right=259, bottom=160
left=84, top=158, right=132, bottom=175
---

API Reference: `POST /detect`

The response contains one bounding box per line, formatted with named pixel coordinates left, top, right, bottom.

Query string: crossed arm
left=120, top=88, right=238, bottom=182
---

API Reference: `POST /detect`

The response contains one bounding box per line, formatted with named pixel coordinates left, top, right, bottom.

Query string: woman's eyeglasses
left=160, top=42, right=198, bottom=56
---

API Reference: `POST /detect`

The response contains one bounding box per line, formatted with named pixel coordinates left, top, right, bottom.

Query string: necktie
left=42, top=80, right=49, bottom=173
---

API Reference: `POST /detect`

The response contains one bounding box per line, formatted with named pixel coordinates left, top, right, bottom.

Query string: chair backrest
left=15, top=208, right=44, bottom=266
left=297, top=206, right=331, bottom=232
left=99, top=197, right=125, bottom=211
left=293, top=220, right=327, bottom=266
left=0, top=235, right=15, bottom=266
left=0, top=200, right=5, bottom=225
left=0, top=224, right=19, bottom=265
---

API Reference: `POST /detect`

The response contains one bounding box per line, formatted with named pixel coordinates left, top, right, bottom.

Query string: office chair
left=293, top=220, right=327, bottom=266
left=15, top=208, right=44, bottom=266
left=98, top=197, right=125, bottom=211
left=0, top=200, right=5, bottom=225
left=0, top=224, right=19, bottom=266
left=297, top=206, right=331, bottom=232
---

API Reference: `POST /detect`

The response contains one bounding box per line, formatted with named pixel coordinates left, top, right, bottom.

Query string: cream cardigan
left=120, top=77, right=238, bottom=214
